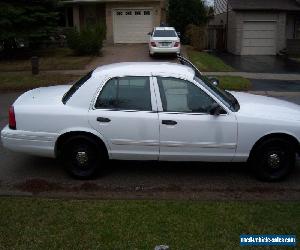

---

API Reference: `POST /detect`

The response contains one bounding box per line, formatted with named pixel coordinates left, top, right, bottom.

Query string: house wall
left=105, top=1, right=162, bottom=43
left=214, top=0, right=228, bottom=15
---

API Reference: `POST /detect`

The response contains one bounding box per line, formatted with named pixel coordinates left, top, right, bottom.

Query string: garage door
left=241, top=21, right=277, bottom=55
left=113, top=9, right=154, bottom=43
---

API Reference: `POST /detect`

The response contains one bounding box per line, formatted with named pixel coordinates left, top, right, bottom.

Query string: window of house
left=144, top=10, right=151, bottom=15
left=125, top=11, right=132, bottom=15
left=157, top=77, right=216, bottom=113
left=116, top=11, right=123, bottom=16
left=135, top=11, right=141, bottom=15
left=95, top=77, right=152, bottom=111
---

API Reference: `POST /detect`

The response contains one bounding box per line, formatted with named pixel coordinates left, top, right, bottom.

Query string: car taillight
left=9, top=106, right=16, bottom=130
left=174, top=42, right=180, bottom=47
left=151, top=42, right=157, bottom=47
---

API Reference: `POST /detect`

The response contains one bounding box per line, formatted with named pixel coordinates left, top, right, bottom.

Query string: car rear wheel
left=250, top=138, right=296, bottom=182
left=62, top=136, right=106, bottom=179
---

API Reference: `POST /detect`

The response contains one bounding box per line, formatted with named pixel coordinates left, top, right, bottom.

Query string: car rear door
left=153, top=76, right=238, bottom=162
left=88, top=76, right=159, bottom=160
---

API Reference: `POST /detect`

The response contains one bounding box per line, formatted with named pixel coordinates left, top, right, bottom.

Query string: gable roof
left=228, top=0, right=300, bottom=11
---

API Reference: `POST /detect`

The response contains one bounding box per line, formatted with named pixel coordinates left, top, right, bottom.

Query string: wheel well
left=55, top=131, right=108, bottom=158
left=249, top=133, right=300, bottom=160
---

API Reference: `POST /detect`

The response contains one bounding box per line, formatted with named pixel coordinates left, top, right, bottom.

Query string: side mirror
left=177, top=32, right=181, bottom=37
left=147, top=32, right=152, bottom=36
left=209, top=103, right=224, bottom=116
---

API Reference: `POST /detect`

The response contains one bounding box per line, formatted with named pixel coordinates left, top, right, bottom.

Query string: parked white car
left=1, top=58, right=300, bottom=181
left=148, top=27, right=181, bottom=56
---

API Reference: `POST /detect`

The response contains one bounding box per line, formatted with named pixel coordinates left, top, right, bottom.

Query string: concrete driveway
left=0, top=91, right=299, bottom=200
left=216, top=53, right=300, bottom=74
left=87, top=44, right=178, bottom=70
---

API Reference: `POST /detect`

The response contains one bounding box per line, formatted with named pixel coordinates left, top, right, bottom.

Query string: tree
left=168, top=0, right=208, bottom=41
left=0, top=0, right=59, bottom=52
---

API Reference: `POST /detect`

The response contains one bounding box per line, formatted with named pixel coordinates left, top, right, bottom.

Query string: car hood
left=231, top=92, right=300, bottom=122
left=14, top=85, right=71, bottom=106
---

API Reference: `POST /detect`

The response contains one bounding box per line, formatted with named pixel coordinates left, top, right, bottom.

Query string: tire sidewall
left=62, top=136, right=104, bottom=179
left=251, top=138, right=295, bottom=182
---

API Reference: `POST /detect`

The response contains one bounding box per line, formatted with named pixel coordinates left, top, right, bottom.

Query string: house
left=61, top=0, right=167, bottom=44
left=212, top=0, right=300, bottom=55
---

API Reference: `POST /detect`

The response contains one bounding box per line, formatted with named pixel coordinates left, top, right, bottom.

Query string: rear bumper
left=149, top=46, right=181, bottom=55
left=1, top=125, right=57, bottom=158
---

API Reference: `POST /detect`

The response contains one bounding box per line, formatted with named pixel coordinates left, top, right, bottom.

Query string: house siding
left=214, top=0, right=228, bottom=15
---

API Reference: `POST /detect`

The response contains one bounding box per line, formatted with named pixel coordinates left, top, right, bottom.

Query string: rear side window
left=95, top=77, right=152, bottom=111
left=62, top=71, right=93, bottom=104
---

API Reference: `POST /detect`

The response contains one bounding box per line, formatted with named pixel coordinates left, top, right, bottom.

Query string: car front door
left=89, top=76, right=159, bottom=160
left=154, top=76, right=238, bottom=162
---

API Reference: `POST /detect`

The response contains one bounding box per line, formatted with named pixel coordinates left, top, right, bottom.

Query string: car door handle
left=162, top=120, right=177, bottom=126
left=97, top=117, right=111, bottom=123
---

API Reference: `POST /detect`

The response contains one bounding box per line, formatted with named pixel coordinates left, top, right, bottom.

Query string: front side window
left=157, top=77, right=216, bottom=113
left=95, top=77, right=152, bottom=111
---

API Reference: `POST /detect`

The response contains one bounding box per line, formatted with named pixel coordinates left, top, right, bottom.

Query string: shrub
left=67, top=23, right=106, bottom=55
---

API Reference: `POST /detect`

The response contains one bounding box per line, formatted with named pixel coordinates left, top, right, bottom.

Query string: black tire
left=250, top=138, right=296, bottom=182
left=61, top=135, right=106, bottom=179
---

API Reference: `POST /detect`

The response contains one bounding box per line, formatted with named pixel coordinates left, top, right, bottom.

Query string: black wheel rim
left=263, top=147, right=287, bottom=176
left=69, top=144, right=98, bottom=177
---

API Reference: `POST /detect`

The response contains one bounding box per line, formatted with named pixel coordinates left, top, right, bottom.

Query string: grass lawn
left=0, top=198, right=299, bottom=250
left=0, top=48, right=95, bottom=72
left=0, top=72, right=79, bottom=92
left=187, top=47, right=235, bottom=72
left=216, top=76, right=252, bottom=91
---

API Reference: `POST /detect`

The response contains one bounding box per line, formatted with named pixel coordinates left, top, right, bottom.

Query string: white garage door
left=241, top=21, right=277, bottom=55
left=113, top=9, right=154, bottom=43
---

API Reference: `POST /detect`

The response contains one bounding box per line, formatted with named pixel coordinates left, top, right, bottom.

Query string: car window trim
left=92, top=76, right=156, bottom=112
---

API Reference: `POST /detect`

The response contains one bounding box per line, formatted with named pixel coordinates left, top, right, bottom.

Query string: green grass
left=0, top=72, right=79, bottom=91
left=216, top=76, right=252, bottom=91
left=187, top=47, right=235, bottom=72
left=0, top=198, right=299, bottom=250
left=0, top=48, right=95, bottom=72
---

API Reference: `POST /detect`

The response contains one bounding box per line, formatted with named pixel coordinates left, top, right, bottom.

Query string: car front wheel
left=62, top=136, right=105, bottom=179
left=250, top=138, right=296, bottom=182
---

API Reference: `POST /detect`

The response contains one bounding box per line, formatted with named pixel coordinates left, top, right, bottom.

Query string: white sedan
left=148, top=27, right=181, bottom=56
left=1, top=58, right=300, bottom=181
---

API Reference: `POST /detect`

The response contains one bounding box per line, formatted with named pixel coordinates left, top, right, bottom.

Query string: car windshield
left=153, top=30, right=177, bottom=37
left=62, top=71, right=93, bottom=104
left=194, top=75, right=240, bottom=112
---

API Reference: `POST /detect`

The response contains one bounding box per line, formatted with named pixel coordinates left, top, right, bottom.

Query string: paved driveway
left=250, top=79, right=300, bottom=95
left=87, top=44, right=178, bottom=70
left=216, top=53, right=300, bottom=74
left=0, top=91, right=299, bottom=200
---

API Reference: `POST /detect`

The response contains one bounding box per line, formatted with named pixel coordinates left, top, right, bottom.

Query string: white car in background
left=148, top=27, right=181, bottom=56
left=1, top=57, right=300, bottom=181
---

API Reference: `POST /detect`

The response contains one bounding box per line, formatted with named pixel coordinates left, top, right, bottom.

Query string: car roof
left=154, top=27, right=176, bottom=31
left=92, top=62, right=195, bottom=78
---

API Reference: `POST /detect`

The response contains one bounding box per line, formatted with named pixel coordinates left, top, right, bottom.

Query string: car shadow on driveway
left=216, top=53, right=300, bottom=73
